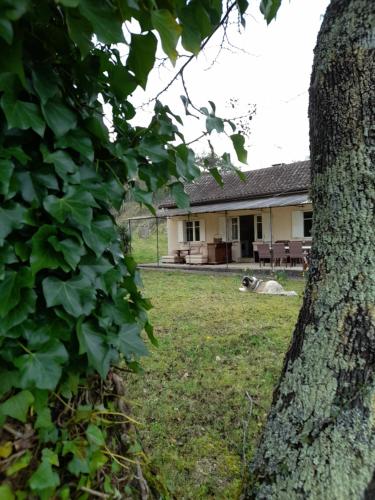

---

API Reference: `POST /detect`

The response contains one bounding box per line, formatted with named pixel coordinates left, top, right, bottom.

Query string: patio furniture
left=289, top=241, right=304, bottom=267
left=207, top=242, right=232, bottom=264
left=185, top=254, right=208, bottom=264
left=257, top=243, right=272, bottom=267
left=272, top=242, right=288, bottom=267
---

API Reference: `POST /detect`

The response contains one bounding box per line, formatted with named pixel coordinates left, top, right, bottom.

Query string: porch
left=138, top=260, right=306, bottom=277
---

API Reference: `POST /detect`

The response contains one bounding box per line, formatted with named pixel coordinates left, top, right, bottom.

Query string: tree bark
left=247, top=1, right=375, bottom=498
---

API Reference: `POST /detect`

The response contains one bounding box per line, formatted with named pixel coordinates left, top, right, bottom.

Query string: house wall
left=165, top=203, right=312, bottom=261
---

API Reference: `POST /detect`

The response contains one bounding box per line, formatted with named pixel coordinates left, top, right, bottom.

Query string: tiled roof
left=160, top=160, right=310, bottom=208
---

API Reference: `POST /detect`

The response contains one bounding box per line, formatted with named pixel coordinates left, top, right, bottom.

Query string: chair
left=272, top=242, right=288, bottom=267
left=289, top=241, right=304, bottom=267
left=257, top=243, right=272, bottom=267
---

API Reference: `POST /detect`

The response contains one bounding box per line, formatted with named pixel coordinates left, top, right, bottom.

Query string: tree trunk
left=248, top=1, right=375, bottom=498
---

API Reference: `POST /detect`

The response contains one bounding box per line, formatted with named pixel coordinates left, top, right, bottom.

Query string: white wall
left=166, top=204, right=312, bottom=260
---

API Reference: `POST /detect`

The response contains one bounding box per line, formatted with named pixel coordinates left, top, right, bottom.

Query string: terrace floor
left=138, top=261, right=306, bottom=277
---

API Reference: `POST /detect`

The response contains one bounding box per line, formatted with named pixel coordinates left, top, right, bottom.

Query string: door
left=240, top=215, right=255, bottom=257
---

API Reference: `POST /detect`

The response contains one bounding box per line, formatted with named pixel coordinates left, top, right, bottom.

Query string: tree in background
left=248, top=1, right=375, bottom=497
left=0, top=0, right=249, bottom=497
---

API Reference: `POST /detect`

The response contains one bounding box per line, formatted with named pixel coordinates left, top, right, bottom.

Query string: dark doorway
left=240, top=215, right=254, bottom=258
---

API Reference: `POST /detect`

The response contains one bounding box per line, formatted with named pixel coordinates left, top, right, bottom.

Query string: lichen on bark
left=247, top=1, right=375, bottom=498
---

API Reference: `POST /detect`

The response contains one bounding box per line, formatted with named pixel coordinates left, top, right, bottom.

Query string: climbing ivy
left=0, top=0, right=281, bottom=496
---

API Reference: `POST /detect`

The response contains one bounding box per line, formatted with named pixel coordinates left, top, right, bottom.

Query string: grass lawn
left=130, top=230, right=168, bottom=264
left=126, top=271, right=305, bottom=499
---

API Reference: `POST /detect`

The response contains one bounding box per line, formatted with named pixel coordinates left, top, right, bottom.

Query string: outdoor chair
left=272, top=242, right=288, bottom=267
left=257, top=243, right=272, bottom=267
left=289, top=241, right=304, bottom=267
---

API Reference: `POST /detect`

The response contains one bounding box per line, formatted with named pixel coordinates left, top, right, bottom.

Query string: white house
left=158, top=161, right=312, bottom=265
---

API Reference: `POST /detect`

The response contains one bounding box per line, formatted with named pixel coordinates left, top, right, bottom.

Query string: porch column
left=225, top=211, right=229, bottom=270
left=269, top=207, right=273, bottom=270
left=156, top=216, right=159, bottom=267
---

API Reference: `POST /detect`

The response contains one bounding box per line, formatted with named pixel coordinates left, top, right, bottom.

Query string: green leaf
left=0, top=390, right=34, bottom=423
left=0, top=18, right=13, bottom=44
left=108, top=63, right=137, bottom=100
left=42, top=275, right=95, bottom=317
left=32, top=69, right=59, bottom=104
left=0, top=202, right=27, bottom=244
left=58, top=0, right=80, bottom=6
left=29, top=451, right=60, bottom=492
left=43, top=188, right=97, bottom=227
left=0, top=484, right=15, bottom=500
left=3, top=0, right=30, bottom=21
left=6, top=450, right=32, bottom=477
left=132, top=187, right=155, bottom=213
left=1, top=95, right=45, bottom=137
left=42, top=99, right=77, bottom=138
left=43, top=149, right=78, bottom=179
left=260, top=0, right=282, bottom=24
left=81, top=216, right=116, bottom=257
left=0, top=271, right=20, bottom=318
left=56, top=129, right=94, bottom=161
left=48, top=236, right=85, bottom=270
left=138, top=137, right=169, bottom=162
left=230, top=133, right=248, bottom=163
left=77, top=321, right=112, bottom=378
left=116, top=323, right=149, bottom=359
left=86, top=424, right=105, bottom=447
left=79, top=0, right=124, bottom=44
left=30, top=225, right=69, bottom=274
left=66, top=10, right=93, bottom=58
left=0, top=288, right=36, bottom=332
left=206, top=115, right=224, bottom=134
left=151, top=9, right=182, bottom=65
left=170, top=182, right=190, bottom=209
left=15, top=340, right=68, bottom=390
left=209, top=167, right=224, bottom=187
left=127, top=32, right=157, bottom=89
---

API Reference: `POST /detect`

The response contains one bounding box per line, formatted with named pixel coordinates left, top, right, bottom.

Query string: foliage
left=127, top=271, right=303, bottom=498
left=0, top=0, right=282, bottom=496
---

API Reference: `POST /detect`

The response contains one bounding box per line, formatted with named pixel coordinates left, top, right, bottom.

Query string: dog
left=239, top=276, right=297, bottom=296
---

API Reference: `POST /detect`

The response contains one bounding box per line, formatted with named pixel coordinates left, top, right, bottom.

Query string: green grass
left=130, top=230, right=167, bottom=264
left=126, top=271, right=305, bottom=499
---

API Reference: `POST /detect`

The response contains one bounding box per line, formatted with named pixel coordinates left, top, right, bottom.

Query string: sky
left=129, top=0, right=330, bottom=170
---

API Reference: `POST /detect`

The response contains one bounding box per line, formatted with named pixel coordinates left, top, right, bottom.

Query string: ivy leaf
left=132, top=187, right=155, bottom=214
left=58, top=0, right=80, bottom=6
left=0, top=271, right=20, bottom=318
left=170, top=182, right=190, bottom=209
left=151, top=9, right=182, bottom=65
left=0, top=288, right=36, bottom=333
left=0, top=158, right=15, bottom=196
left=0, top=484, right=15, bottom=500
left=206, top=115, right=224, bottom=134
left=32, top=69, right=59, bottom=104
left=43, top=188, right=97, bottom=227
left=43, top=150, right=78, bottom=179
left=260, top=0, right=282, bottom=24
left=48, top=236, right=86, bottom=270
left=0, top=18, right=13, bottom=44
left=0, top=202, right=27, bottom=244
left=0, top=390, right=34, bottom=423
left=77, top=321, right=112, bottom=378
left=81, top=216, right=117, bottom=258
left=42, top=275, right=95, bottom=317
left=56, top=129, right=94, bottom=162
left=209, top=167, right=224, bottom=187
left=79, top=0, right=124, bottom=44
left=30, top=225, right=69, bottom=274
left=66, top=10, right=93, bottom=58
left=6, top=450, right=32, bottom=477
left=15, top=340, right=68, bottom=391
left=115, top=323, right=149, bottom=359
left=138, top=137, right=169, bottom=162
left=1, top=94, right=45, bottom=137
left=42, top=99, right=77, bottom=138
left=127, top=32, right=157, bottom=90
left=230, top=133, right=248, bottom=163
left=29, top=449, right=60, bottom=492
left=86, top=424, right=105, bottom=447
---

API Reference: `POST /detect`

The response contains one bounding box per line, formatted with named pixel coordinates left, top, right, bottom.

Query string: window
left=256, top=215, right=263, bottom=239
left=186, top=220, right=200, bottom=241
left=303, top=211, right=313, bottom=237
left=231, top=218, right=239, bottom=240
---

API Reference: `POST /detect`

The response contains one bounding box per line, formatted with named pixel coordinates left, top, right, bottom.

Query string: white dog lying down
left=239, top=276, right=297, bottom=296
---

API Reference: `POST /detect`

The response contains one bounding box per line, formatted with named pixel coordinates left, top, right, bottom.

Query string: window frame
left=185, top=220, right=200, bottom=242
left=256, top=214, right=263, bottom=240
left=231, top=217, right=239, bottom=241
left=303, top=211, right=313, bottom=238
